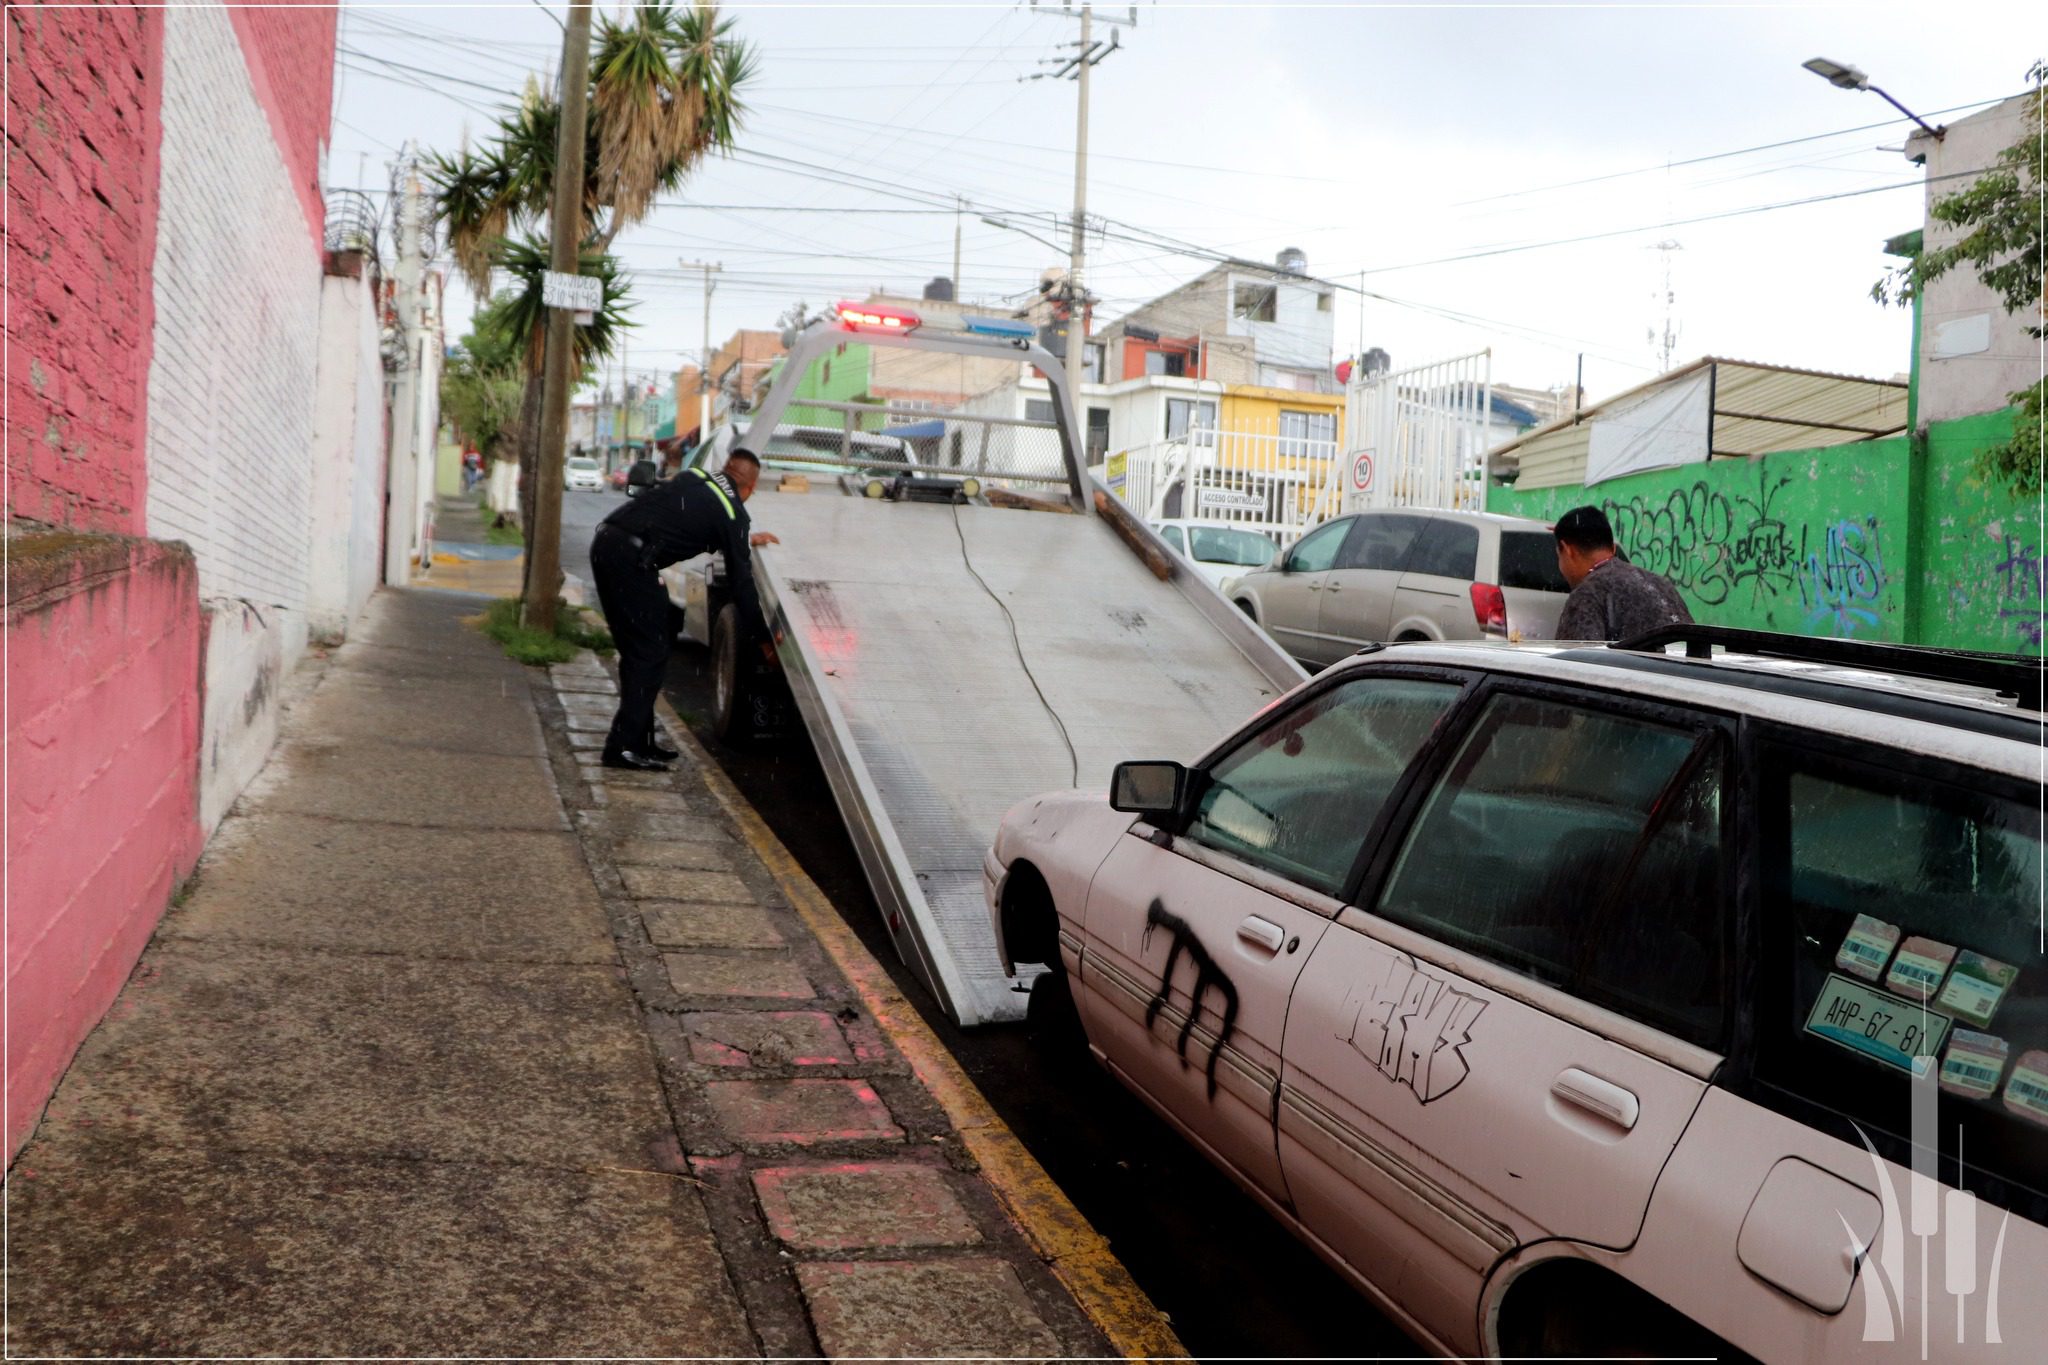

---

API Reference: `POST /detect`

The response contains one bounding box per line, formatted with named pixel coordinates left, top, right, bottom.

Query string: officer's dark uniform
left=590, top=464, right=761, bottom=760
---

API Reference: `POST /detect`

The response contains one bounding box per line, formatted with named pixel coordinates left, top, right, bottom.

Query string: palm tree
left=425, top=2, right=755, bottom=565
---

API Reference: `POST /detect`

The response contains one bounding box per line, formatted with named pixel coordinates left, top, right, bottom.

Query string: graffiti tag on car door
left=1339, top=945, right=1485, bottom=1104
left=1142, top=899, right=1239, bottom=1100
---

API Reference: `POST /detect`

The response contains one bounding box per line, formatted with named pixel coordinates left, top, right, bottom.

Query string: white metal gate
left=1096, top=430, right=1344, bottom=546
left=1343, top=350, right=1492, bottom=513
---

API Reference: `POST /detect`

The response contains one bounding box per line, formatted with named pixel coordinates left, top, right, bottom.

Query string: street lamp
left=1802, top=56, right=1945, bottom=139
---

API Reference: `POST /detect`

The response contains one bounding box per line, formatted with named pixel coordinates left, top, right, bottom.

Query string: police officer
left=589, top=448, right=779, bottom=770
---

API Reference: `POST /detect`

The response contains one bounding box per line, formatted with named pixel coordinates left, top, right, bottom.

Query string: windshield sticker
left=1939, top=1030, right=2011, bottom=1099
left=1338, top=947, right=1487, bottom=1105
left=1934, top=951, right=2019, bottom=1028
left=1140, top=900, right=1239, bottom=1101
left=1835, top=915, right=1901, bottom=981
left=2004, top=1052, right=2048, bottom=1128
left=1805, top=973, right=1951, bottom=1076
left=1885, top=937, right=1958, bottom=1003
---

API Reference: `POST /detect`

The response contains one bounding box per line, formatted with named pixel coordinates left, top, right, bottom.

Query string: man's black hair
left=726, top=447, right=762, bottom=469
left=1553, top=504, right=1616, bottom=552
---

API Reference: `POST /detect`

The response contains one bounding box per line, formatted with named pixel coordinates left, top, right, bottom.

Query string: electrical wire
left=950, top=502, right=1079, bottom=787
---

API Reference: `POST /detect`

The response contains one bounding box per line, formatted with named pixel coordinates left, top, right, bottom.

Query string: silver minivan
left=1224, top=508, right=1568, bottom=668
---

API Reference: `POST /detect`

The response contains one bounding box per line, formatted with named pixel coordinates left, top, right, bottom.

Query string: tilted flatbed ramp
left=729, top=319, right=1304, bottom=1024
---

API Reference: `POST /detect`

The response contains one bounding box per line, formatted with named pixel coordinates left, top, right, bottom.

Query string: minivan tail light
left=1470, top=582, right=1508, bottom=635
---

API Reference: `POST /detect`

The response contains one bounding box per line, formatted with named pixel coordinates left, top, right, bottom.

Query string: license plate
left=1805, top=973, right=1952, bottom=1075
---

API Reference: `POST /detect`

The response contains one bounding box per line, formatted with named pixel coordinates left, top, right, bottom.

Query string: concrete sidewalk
left=6, top=588, right=1129, bottom=1357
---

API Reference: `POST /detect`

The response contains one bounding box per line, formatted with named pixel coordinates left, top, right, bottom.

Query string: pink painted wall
left=5, top=539, right=203, bottom=1160
left=222, top=0, right=336, bottom=247
left=3, top=4, right=164, bottom=534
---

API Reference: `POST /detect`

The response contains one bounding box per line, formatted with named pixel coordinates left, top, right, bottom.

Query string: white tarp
left=1584, top=368, right=1712, bottom=485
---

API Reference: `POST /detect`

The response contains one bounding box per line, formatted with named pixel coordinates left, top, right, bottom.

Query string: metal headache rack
left=1611, top=624, right=2045, bottom=712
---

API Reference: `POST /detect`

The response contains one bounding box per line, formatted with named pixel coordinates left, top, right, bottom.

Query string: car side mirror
left=1110, top=760, right=1189, bottom=820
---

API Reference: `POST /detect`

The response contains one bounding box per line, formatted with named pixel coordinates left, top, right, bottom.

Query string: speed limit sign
left=1350, top=449, right=1375, bottom=491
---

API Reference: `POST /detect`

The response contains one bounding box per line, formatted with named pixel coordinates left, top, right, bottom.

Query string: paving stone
left=683, top=1011, right=853, bottom=1067
left=552, top=677, right=618, bottom=696
left=702, top=1079, right=903, bottom=1146
left=663, top=953, right=814, bottom=1000
left=593, top=809, right=733, bottom=845
left=797, top=1260, right=1059, bottom=1360
left=590, top=764, right=677, bottom=790
left=614, top=838, right=732, bottom=871
left=562, top=712, right=612, bottom=733
left=568, top=732, right=608, bottom=751
left=605, top=788, right=699, bottom=814
left=5, top=1139, right=752, bottom=1357
left=622, top=867, right=753, bottom=902
left=753, top=1163, right=982, bottom=1251
left=558, top=692, right=618, bottom=714
left=644, top=901, right=784, bottom=950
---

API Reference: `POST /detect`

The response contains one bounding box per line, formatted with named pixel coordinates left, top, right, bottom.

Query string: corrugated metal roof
left=1490, top=357, right=1908, bottom=489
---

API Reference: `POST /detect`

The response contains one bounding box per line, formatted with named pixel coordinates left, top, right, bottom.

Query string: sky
left=327, top=0, right=2041, bottom=407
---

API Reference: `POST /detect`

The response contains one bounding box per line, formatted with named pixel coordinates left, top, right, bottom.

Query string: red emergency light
left=836, top=301, right=921, bottom=334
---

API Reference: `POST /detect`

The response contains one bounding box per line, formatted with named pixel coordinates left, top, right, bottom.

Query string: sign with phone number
left=1806, top=973, right=1952, bottom=1075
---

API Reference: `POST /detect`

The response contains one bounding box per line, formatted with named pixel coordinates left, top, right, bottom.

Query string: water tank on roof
left=923, top=276, right=955, bottom=302
left=1277, top=247, right=1308, bottom=275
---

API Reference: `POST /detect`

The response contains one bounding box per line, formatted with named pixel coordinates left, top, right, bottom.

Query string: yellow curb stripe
left=654, top=694, right=1187, bottom=1363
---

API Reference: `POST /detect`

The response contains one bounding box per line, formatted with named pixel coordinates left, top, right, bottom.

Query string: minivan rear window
left=1404, top=520, right=1479, bottom=579
left=1499, top=531, right=1568, bottom=593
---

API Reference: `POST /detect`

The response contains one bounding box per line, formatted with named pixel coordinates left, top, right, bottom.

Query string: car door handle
left=1306, top=582, right=1323, bottom=591
left=1324, top=582, right=1342, bottom=592
left=1551, top=1068, right=1639, bottom=1130
left=1237, top=916, right=1286, bottom=953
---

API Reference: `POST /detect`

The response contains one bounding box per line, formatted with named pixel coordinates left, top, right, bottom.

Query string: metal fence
left=1094, top=429, right=1345, bottom=545
left=1343, top=350, right=1493, bottom=514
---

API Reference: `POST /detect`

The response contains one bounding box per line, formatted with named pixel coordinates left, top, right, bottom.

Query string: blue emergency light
left=961, top=315, right=1036, bottom=341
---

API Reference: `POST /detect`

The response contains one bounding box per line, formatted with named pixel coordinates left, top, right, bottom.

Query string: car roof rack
left=1612, top=624, right=2044, bottom=712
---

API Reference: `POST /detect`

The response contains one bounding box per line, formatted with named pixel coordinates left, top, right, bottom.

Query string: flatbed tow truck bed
left=687, top=313, right=1305, bottom=1025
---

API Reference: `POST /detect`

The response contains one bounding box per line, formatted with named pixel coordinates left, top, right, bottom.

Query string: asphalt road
left=657, top=632, right=1417, bottom=1360
left=557, top=487, right=614, bottom=590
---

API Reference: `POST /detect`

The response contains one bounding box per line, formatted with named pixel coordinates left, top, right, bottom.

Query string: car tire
left=710, top=602, right=751, bottom=743
left=1025, top=965, right=1085, bottom=1053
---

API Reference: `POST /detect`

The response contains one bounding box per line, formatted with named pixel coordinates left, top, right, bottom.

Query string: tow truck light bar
left=837, top=302, right=921, bottom=334
left=961, top=315, right=1035, bottom=341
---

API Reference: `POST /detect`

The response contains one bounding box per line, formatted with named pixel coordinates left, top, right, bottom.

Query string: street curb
left=654, top=692, right=1189, bottom=1363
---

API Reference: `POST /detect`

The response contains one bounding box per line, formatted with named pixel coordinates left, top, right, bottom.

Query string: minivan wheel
left=710, top=603, right=750, bottom=743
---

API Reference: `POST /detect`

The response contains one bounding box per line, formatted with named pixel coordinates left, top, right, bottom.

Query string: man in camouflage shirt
left=1552, top=505, right=1694, bottom=641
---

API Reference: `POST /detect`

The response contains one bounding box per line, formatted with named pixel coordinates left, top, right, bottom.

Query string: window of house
left=1233, top=284, right=1278, bottom=323
left=1086, top=408, right=1110, bottom=462
left=1317, top=292, right=1334, bottom=313
left=1144, top=349, right=1188, bottom=378
left=1024, top=398, right=1057, bottom=424
left=1084, top=342, right=1106, bottom=384
left=1277, top=409, right=1337, bottom=457
left=1377, top=695, right=1728, bottom=1045
left=1187, top=677, right=1463, bottom=895
left=1165, top=398, right=1217, bottom=446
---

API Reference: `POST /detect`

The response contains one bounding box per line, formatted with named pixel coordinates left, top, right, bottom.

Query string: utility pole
left=680, top=259, right=721, bottom=441
left=525, top=0, right=592, bottom=632
left=1028, top=4, right=1128, bottom=391
left=952, top=195, right=963, bottom=296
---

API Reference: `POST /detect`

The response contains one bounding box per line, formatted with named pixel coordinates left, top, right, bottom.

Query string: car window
left=1404, top=520, right=1479, bottom=580
left=1187, top=677, right=1462, bottom=896
left=1338, top=514, right=1426, bottom=571
left=1760, top=749, right=2047, bottom=1199
left=1158, top=525, right=1187, bottom=553
left=1376, top=692, right=1726, bottom=1045
left=1189, top=526, right=1278, bottom=567
left=1499, top=531, right=1569, bottom=593
left=1286, top=519, right=1352, bottom=574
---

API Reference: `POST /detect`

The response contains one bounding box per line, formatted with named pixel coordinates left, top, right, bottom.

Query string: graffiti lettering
left=1142, top=900, right=1240, bottom=1101
left=1799, top=518, right=1887, bottom=638
left=1339, top=948, right=1486, bottom=1104
left=1994, top=535, right=2045, bottom=647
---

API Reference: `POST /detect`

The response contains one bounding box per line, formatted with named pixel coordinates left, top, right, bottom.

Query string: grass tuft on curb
left=475, top=597, right=615, bottom=666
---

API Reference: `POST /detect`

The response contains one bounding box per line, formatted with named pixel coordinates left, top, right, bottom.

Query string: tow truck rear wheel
left=710, top=602, right=751, bottom=743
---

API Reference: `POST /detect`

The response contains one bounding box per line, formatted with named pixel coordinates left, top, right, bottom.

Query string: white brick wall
left=145, top=3, right=321, bottom=610
left=144, top=4, right=326, bottom=833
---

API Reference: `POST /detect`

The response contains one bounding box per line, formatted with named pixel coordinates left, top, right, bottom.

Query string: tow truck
left=668, top=303, right=1306, bottom=1025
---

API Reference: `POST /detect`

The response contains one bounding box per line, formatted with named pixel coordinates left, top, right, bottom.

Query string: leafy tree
left=1875, top=65, right=2046, bottom=496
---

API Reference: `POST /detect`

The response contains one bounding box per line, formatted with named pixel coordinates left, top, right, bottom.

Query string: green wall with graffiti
left=764, top=339, right=874, bottom=430
left=1488, top=410, right=2045, bottom=653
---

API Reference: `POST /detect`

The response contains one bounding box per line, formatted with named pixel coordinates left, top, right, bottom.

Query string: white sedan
left=564, top=456, right=604, bottom=491
left=1148, top=518, right=1278, bottom=591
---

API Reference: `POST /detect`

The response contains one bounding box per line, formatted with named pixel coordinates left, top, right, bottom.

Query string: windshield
left=1187, top=526, right=1279, bottom=567
left=567, top=458, right=599, bottom=472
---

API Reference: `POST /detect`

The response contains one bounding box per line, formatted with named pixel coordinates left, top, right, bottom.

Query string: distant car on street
left=1224, top=507, right=1568, bottom=668
left=1148, top=519, right=1279, bottom=592
left=985, top=627, right=2048, bottom=1361
left=564, top=456, right=603, bottom=492
left=610, top=467, right=627, bottom=490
